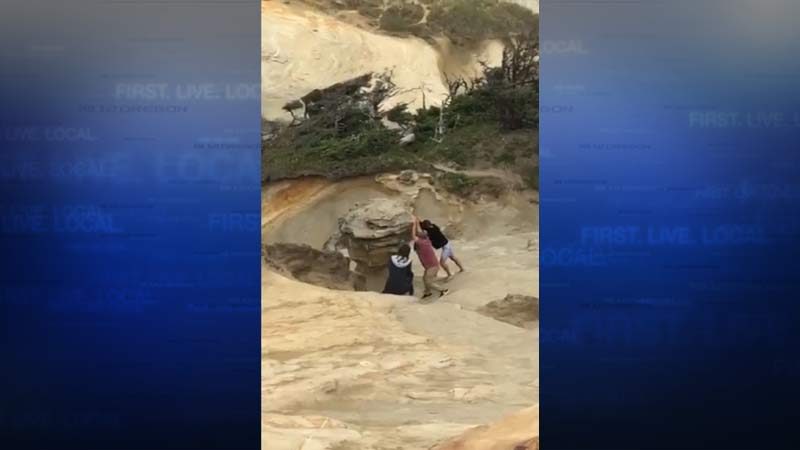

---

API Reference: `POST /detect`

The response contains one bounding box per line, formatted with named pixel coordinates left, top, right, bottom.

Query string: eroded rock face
left=477, top=294, right=539, bottom=329
left=433, top=406, right=540, bottom=450
left=338, top=198, right=413, bottom=290
left=397, top=169, right=419, bottom=185
left=263, top=242, right=355, bottom=290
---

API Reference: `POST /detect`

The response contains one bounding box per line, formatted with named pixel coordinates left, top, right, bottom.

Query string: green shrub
left=413, top=106, right=442, bottom=142
left=439, top=172, right=479, bottom=195
left=495, top=147, right=517, bottom=165
left=523, top=164, right=539, bottom=190
left=263, top=30, right=539, bottom=188
left=386, top=103, right=414, bottom=126
left=447, top=89, right=495, bottom=123
left=357, top=1, right=383, bottom=18
left=380, top=4, right=425, bottom=32
left=491, top=2, right=538, bottom=35
left=426, top=0, right=537, bottom=43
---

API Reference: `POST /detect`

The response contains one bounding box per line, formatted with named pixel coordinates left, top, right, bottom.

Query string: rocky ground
left=433, top=406, right=539, bottom=450
left=262, top=171, right=538, bottom=449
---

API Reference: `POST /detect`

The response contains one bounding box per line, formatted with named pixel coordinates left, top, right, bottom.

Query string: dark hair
left=398, top=244, right=410, bottom=258
left=420, top=219, right=432, bottom=229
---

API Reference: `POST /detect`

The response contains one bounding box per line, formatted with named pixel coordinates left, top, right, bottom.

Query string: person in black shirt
left=382, top=244, right=414, bottom=296
left=419, top=218, right=464, bottom=278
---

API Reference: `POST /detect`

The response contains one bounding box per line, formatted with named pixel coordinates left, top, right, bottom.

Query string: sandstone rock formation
left=338, top=197, right=413, bottom=290
left=477, top=294, right=539, bottom=329
left=397, top=169, right=419, bottom=185
left=262, top=265, right=539, bottom=450
left=263, top=242, right=355, bottom=290
left=261, top=175, right=540, bottom=449
left=433, top=406, right=540, bottom=450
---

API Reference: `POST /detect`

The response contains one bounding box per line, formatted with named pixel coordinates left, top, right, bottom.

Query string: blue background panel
left=541, top=1, right=800, bottom=448
left=0, top=1, right=261, bottom=448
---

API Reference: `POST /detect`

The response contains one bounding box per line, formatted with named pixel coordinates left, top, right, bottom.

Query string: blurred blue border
left=541, top=0, right=800, bottom=448
left=1, top=1, right=260, bottom=448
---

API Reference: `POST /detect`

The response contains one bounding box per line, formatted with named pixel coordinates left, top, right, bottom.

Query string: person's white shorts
left=440, top=242, right=454, bottom=260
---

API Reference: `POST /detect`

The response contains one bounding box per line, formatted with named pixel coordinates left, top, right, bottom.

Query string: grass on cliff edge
left=262, top=32, right=539, bottom=190
left=262, top=120, right=538, bottom=191
left=304, top=0, right=538, bottom=45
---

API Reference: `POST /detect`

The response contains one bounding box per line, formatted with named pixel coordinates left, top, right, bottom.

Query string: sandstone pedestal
left=338, top=198, right=413, bottom=291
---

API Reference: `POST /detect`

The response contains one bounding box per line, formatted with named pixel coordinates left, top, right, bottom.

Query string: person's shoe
left=421, top=292, right=433, bottom=300
left=439, top=289, right=449, bottom=297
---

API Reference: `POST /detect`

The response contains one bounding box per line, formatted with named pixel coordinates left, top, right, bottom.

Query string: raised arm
left=410, top=214, right=418, bottom=241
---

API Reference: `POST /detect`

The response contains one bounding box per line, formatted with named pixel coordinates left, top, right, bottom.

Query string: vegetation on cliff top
left=301, top=0, right=537, bottom=45
left=262, top=32, right=538, bottom=191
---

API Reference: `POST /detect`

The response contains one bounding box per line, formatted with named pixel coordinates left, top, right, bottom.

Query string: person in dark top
left=382, top=244, right=414, bottom=296
left=419, top=218, right=464, bottom=278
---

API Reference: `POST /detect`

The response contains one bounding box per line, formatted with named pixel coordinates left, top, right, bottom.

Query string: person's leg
left=430, top=266, right=449, bottom=296
left=451, top=253, right=465, bottom=272
left=439, top=251, right=452, bottom=277
left=422, top=268, right=435, bottom=297
left=425, top=267, right=445, bottom=293
left=441, top=243, right=461, bottom=274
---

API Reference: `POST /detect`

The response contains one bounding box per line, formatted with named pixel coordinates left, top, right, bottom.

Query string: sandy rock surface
left=339, top=197, right=413, bottom=241
left=478, top=294, right=539, bottom=329
left=263, top=242, right=355, bottom=290
left=262, top=264, right=538, bottom=449
left=262, top=173, right=538, bottom=449
left=433, top=406, right=540, bottom=450
left=338, top=197, right=413, bottom=289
